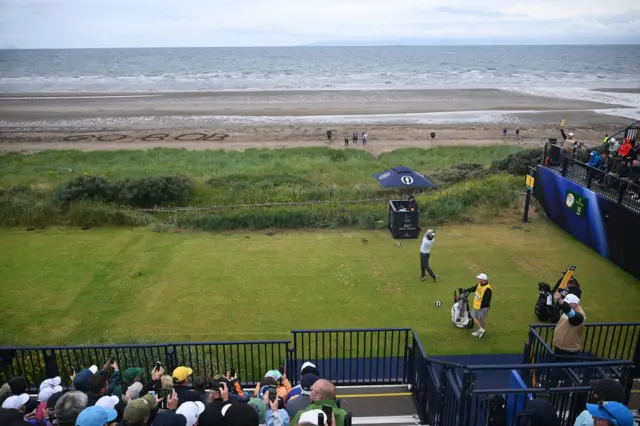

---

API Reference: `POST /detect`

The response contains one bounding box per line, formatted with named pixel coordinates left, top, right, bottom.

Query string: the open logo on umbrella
left=401, top=176, right=414, bottom=185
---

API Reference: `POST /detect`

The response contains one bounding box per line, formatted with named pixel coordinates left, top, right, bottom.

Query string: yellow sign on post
left=560, top=119, right=566, bottom=127
left=525, top=175, right=535, bottom=191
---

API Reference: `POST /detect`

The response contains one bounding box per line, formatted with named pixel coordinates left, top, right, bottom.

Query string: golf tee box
left=388, top=200, right=420, bottom=239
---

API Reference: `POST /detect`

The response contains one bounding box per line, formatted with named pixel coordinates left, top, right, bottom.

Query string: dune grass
left=1, top=221, right=638, bottom=355
left=0, top=146, right=522, bottom=205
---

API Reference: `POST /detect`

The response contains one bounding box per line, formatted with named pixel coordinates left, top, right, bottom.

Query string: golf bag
left=451, top=288, right=475, bottom=329
left=535, top=282, right=560, bottom=323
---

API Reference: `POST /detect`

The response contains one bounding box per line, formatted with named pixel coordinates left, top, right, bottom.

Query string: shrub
left=0, top=191, right=59, bottom=227
left=429, top=163, right=486, bottom=187
left=67, top=201, right=154, bottom=227
left=55, top=175, right=192, bottom=208
left=488, top=148, right=543, bottom=176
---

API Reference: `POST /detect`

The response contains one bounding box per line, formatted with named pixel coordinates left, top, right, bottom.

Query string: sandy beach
left=0, top=89, right=635, bottom=154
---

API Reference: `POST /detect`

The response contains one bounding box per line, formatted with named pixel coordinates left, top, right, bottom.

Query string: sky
left=1, top=0, right=639, bottom=48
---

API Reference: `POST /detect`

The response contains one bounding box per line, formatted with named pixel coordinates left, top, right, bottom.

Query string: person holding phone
left=262, top=386, right=289, bottom=426
left=252, top=370, right=291, bottom=403
left=292, top=379, right=348, bottom=426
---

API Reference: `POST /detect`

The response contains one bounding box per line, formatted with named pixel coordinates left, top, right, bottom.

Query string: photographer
left=252, top=370, right=291, bottom=403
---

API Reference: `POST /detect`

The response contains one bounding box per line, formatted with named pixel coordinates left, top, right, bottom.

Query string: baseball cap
left=123, top=394, right=156, bottom=424
left=76, top=405, right=118, bottom=426
left=247, top=399, right=266, bottom=424
left=590, top=379, right=625, bottom=402
left=300, top=374, right=320, bottom=392
left=172, top=366, right=193, bottom=382
left=299, top=409, right=327, bottom=424
left=127, top=382, right=143, bottom=400
left=564, top=294, right=580, bottom=305
left=39, top=377, right=63, bottom=402
left=587, top=402, right=635, bottom=426
left=123, top=367, right=144, bottom=383
left=95, top=395, right=120, bottom=410
left=175, top=401, right=205, bottom=426
left=221, top=403, right=259, bottom=426
left=477, top=273, right=488, bottom=281
left=2, top=394, right=29, bottom=410
left=264, top=370, right=282, bottom=381
left=569, top=132, right=574, bottom=137
left=151, top=411, right=187, bottom=426
left=301, top=361, right=317, bottom=373
left=46, top=391, right=64, bottom=410
left=73, top=368, right=96, bottom=392
left=8, top=377, right=27, bottom=395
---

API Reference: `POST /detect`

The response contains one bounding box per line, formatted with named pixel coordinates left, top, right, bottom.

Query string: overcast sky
left=1, top=0, right=639, bottom=48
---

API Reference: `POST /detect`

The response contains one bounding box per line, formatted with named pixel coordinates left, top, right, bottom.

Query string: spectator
left=113, top=368, right=143, bottom=403
left=551, top=293, right=586, bottom=385
left=74, top=366, right=99, bottom=393
left=0, top=376, right=38, bottom=415
left=193, top=376, right=208, bottom=403
left=516, top=399, right=561, bottom=426
left=286, top=362, right=320, bottom=402
left=362, top=131, right=368, bottom=146
left=502, top=128, right=507, bottom=140
left=0, top=407, right=26, bottom=425
left=574, top=379, right=625, bottom=426
left=516, top=127, right=521, bottom=141
left=34, top=390, right=64, bottom=425
left=344, top=134, right=349, bottom=147
left=2, top=394, right=29, bottom=412
left=175, top=401, right=205, bottom=426
left=260, top=386, right=289, bottom=426
left=352, top=131, right=358, bottom=145
left=407, top=195, right=418, bottom=212
left=566, top=277, right=582, bottom=299
left=609, top=138, right=620, bottom=156
left=54, top=391, right=88, bottom=426
left=87, top=374, right=110, bottom=406
left=291, top=379, right=347, bottom=426
left=585, top=401, right=634, bottom=426
left=587, top=151, right=604, bottom=168
left=619, top=138, right=633, bottom=158
left=286, top=374, right=319, bottom=420
left=172, top=366, right=200, bottom=406
left=198, top=381, right=231, bottom=426
left=96, top=396, right=119, bottom=411
left=122, top=394, right=159, bottom=426
left=216, top=371, right=249, bottom=403
left=326, top=130, right=332, bottom=142
left=603, top=134, right=610, bottom=144
left=76, top=405, right=117, bottom=426
left=297, top=409, right=336, bottom=426
left=219, top=403, right=259, bottom=426
left=466, top=273, right=492, bottom=339
left=252, top=371, right=291, bottom=402
left=34, top=377, right=63, bottom=424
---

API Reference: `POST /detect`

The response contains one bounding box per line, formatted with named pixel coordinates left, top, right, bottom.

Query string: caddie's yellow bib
left=473, top=283, right=492, bottom=310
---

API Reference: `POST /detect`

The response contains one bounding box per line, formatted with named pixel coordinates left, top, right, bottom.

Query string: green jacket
left=292, top=399, right=348, bottom=426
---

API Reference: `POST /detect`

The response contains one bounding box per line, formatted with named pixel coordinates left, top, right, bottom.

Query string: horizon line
left=2, top=42, right=640, bottom=50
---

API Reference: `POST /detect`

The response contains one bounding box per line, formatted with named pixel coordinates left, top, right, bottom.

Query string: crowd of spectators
left=0, top=360, right=353, bottom=426
left=586, top=136, right=640, bottom=200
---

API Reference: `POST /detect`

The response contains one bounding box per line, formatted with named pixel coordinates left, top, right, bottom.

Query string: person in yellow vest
left=465, top=273, right=492, bottom=339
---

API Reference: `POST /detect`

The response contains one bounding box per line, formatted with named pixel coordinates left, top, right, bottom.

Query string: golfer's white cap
left=569, top=132, right=574, bottom=137
left=96, top=395, right=120, bottom=410
left=299, top=409, right=327, bottom=424
left=2, top=393, right=30, bottom=409
left=427, top=229, right=435, bottom=234
left=176, top=401, right=205, bottom=426
left=476, top=273, right=488, bottom=281
left=564, top=294, right=580, bottom=305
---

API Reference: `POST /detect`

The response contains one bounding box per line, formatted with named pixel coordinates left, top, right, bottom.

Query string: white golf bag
left=451, top=288, right=475, bottom=329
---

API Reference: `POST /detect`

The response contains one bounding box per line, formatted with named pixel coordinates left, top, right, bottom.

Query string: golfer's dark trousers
left=548, top=347, right=578, bottom=387
left=420, top=252, right=436, bottom=280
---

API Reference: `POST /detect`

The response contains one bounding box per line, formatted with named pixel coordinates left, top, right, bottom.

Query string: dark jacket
left=285, top=393, right=312, bottom=419
left=174, top=386, right=202, bottom=406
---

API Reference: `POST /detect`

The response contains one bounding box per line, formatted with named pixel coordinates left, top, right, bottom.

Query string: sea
left=1, top=45, right=640, bottom=123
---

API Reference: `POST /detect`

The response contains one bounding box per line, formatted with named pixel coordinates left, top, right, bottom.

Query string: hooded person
left=285, top=362, right=320, bottom=403
left=252, top=371, right=291, bottom=404
left=573, top=379, right=626, bottom=426
left=285, top=374, right=319, bottom=419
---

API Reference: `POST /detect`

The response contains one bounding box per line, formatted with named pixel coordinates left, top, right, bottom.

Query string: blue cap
left=300, top=373, right=319, bottom=391
left=586, top=402, right=634, bottom=426
left=75, top=406, right=117, bottom=426
left=152, top=411, right=187, bottom=426
left=73, top=369, right=94, bottom=392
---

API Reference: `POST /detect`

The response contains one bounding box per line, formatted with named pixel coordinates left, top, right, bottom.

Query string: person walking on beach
left=362, top=131, right=368, bottom=146
left=326, top=129, right=332, bottom=143
left=419, top=229, right=438, bottom=282
left=502, top=128, right=507, bottom=140
left=344, top=134, right=349, bottom=146
left=352, top=131, right=358, bottom=145
left=515, top=127, right=521, bottom=141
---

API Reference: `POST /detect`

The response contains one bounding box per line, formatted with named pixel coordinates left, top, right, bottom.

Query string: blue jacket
left=573, top=409, right=593, bottom=426
left=587, top=152, right=603, bottom=168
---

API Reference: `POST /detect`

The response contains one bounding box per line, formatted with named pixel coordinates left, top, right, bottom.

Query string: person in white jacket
left=420, top=229, right=438, bottom=282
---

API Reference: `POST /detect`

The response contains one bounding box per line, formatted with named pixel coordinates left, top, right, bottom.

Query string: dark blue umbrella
left=371, top=166, right=435, bottom=188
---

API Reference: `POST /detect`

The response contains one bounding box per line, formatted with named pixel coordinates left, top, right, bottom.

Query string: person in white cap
left=2, top=393, right=30, bottom=411
left=608, top=137, right=620, bottom=156
left=176, top=400, right=205, bottom=426
left=39, top=377, right=63, bottom=403
left=549, top=292, right=586, bottom=386
left=298, top=408, right=336, bottom=426
left=95, top=395, right=119, bottom=410
left=465, top=273, right=492, bottom=338
left=419, top=229, right=438, bottom=282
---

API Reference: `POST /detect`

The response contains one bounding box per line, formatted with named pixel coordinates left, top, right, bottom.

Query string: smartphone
left=107, top=355, right=115, bottom=365
left=229, top=367, right=236, bottom=378
left=268, top=387, right=277, bottom=402
left=70, top=366, right=76, bottom=375
left=322, top=405, right=333, bottom=426
left=278, top=365, right=285, bottom=375
left=155, top=361, right=162, bottom=371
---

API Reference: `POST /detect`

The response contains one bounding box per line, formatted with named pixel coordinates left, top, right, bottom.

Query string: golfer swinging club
left=420, top=229, right=438, bottom=282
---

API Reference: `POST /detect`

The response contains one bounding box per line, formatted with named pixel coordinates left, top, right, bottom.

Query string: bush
left=55, top=175, right=192, bottom=208
left=488, top=148, right=543, bottom=175
left=0, top=191, right=59, bottom=227
left=429, top=163, right=486, bottom=187
left=67, top=201, right=154, bottom=227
